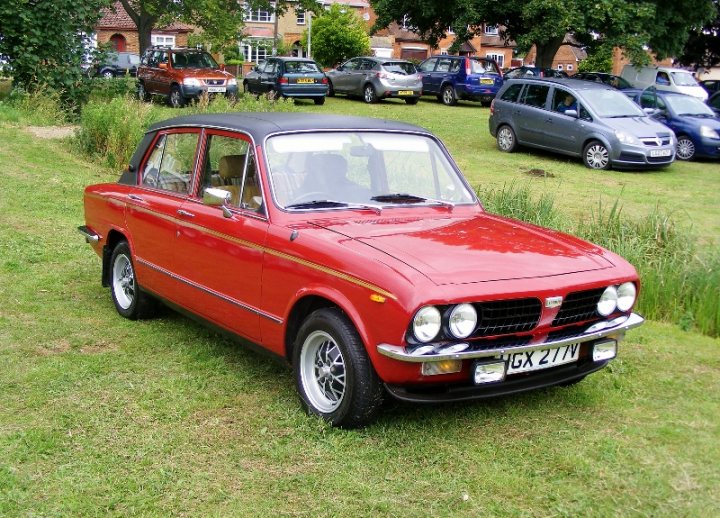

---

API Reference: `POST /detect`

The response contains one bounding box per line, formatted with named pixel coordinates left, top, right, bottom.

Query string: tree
left=301, top=4, right=371, bottom=68
left=676, top=0, right=720, bottom=68
left=370, top=0, right=716, bottom=68
left=0, top=0, right=110, bottom=104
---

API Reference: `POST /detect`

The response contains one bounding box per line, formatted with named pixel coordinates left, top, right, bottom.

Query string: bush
left=4, top=87, right=68, bottom=126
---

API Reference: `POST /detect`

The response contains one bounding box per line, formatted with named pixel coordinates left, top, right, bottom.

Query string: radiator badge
left=545, top=296, right=563, bottom=309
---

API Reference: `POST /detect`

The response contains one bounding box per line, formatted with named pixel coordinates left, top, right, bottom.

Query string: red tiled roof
left=97, top=1, right=192, bottom=32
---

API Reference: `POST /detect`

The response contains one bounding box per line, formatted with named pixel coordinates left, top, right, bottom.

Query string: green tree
left=577, top=43, right=613, bottom=73
left=0, top=0, right=110, bottom=105
left=676, top=0, right=720, bottom=68
left=370, top=0, right=716, bottom=68
left=302, top=4, right=371, bottom=68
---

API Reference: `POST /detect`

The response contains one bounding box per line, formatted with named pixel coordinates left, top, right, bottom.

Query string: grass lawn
left=0, top=98, right=719, bottom=515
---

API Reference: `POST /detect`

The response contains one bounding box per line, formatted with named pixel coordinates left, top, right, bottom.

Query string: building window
left=567, top=64, right=574, bottom=71
left=485, top=24, right=499, bottom=35
left=245, top=2, right=275, bottom=23
left=242, top=40, right=271, bottom=63
left=558, top=64, right=564, bottom=71
left=486, top=52, right=504, bottom=68
left=151, top=34, right=175, bottom=48
left=296, top=8, right=305, bottom=25
left=440, top=49, right=448, bottom=55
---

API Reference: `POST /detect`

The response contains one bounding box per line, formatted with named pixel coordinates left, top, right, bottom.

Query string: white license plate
left=499, top=343, right=580, bottom=374
left=650, top=149, right=671, bottom=157
left=207, top=86, right=226, bottom=93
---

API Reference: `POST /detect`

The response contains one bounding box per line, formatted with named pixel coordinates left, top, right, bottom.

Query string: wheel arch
left=101, top=229, right=130, bottom=287
left=581, top=134, right=612, bottom=154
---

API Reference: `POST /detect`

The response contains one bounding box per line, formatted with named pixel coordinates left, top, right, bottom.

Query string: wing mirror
left=564, top=109, right=578, bottom=118
left=203, top=187, right=234, bottom=218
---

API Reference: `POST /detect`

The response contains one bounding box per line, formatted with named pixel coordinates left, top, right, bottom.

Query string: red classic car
left=79, top=113, right=644, bottom=427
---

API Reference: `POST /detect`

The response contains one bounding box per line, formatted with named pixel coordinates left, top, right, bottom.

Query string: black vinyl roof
left=148, top=113, right=430, bottom=141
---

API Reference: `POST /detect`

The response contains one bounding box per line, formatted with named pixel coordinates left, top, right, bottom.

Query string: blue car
left=629, top=89, right=720, bottom=160
left=243, top=57, right=329, bottom=105
left=418, top=55, right=503, bottom=106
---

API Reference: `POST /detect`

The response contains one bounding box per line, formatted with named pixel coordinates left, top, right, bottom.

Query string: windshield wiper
left=285, top=199, right=382, bottom=213
left=679, top=113, right=714, bottom=117
left=371, top=193, right=455, bottom=210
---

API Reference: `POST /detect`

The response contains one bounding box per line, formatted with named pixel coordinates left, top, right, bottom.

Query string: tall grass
left=0, top=87, right=67, bottom=126
left=479, top=182, right=719, bottom=337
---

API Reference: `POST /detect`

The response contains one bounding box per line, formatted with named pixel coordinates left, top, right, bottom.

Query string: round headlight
left=448, top=303, right=478, bottom=339
left=616, top=282, right=637, bottom=312
left=413, top=306, right=442, bottom=343
left=597, top=286, right=618, bottom=317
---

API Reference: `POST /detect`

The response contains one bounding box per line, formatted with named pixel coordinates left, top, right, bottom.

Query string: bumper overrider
left=377, top=312, right=644, bottom=402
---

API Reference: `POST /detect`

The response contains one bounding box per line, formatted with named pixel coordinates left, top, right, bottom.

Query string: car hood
left=602, top=115, right=671, bottom=135
left=179, top=69, right=233, bottom=79
left=313, top=214, right=614, bottom=285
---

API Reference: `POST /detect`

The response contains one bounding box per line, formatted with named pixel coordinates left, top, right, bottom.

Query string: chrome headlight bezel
left=413, top=306, right=442, bottom=343
left=616, top=282, right=637, bottom=312
left=447, top=303, right=478, bottom=339
left=597, top=286, right=619, bottom=317
left=183, top=77, right=201, bottom=87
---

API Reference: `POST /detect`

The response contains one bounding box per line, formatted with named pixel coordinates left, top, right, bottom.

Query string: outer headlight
left=700, top=126, right=720, bottom=139
left=448, top=303, right=478, bottom=339
left=615, top=131, right=638, bottom=145
left=597, top=286, right=618, bottom=317
left=413, top=306, right=442, bottom=343
left=227, top=78, right=237, bottom=86
left=183, top=78, right=201, bottom=86
left=616, top=282, right=637, bottom=312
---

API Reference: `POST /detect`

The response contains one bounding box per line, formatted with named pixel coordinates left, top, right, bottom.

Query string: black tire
left=363, top=84, right=378, bottom=104
left=101, top=69, right=114, bottom=79
left=169, top=85, right=186, bottom=108
left=676, top=135, right=696, bottom=160
left=109, top=242, right=158, bottom=320
left=405, top=97, right=419, bottom=105
left=243, top=81, right=250, bottom=94
left=583, top=140, right=611, bottom=170
left=441, top=84, right=457, bottom=106
left=314, top=97, right=326, bottom=105
left=137, top=81, right=150, bottom=102
left=496, top=125, right=517, bottom=153
left=327, top=81, right=335, bottom=97
left=293, top=308, right=384, bottom=427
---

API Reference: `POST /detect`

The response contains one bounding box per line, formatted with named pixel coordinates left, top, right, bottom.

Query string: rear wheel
left=327, top=81, right=335, bottom=97
left=441, top=84, right=457, bottom=106
left=293, top=308, right=384, bottom=427
left=496, top=125, right=517, bottom=153
left=314, top=97, right=326, bottom=105
left=110, top=242, right=158, bottom=320
left=405, top=97, right=419, bottom=105
left=583, top=140, right=611, bottom=170
left=169, top=85, right=186, bottom=108
left=676, top=135, right=696, bottom=160
left=363, top=84, right=377, bottom=104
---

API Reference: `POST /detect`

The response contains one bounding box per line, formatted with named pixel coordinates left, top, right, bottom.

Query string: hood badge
left=545, top=296, right=563, bottom=309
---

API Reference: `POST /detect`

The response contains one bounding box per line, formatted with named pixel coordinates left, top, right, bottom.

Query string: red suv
left=137, top=47, right=238, bottom=107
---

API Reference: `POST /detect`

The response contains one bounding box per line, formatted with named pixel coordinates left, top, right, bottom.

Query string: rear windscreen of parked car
left=382, top=62, right=417, bottom=75
left=470, top=59, right=500, bottom=75
left=285, top=61, right=321, bottom=73
left=172, top=52, right=218, bottom=69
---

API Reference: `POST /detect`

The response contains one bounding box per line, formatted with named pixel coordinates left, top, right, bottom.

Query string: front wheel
left=441, top=85, right=457, bottom=106
left=583, top=140, right=611, bottom=170
left=363, top=84, right=377, bottom=104
left=169, top=85, right=186, bottom=108
left=110, top=242, right=158, bottom=320
left=676, top=135, right=696, bottom=160
left=137, top=81, right=150, bottom=102
left=293, top=308, right=384, bottom=427
left=496, top=125, right=517, bottom=153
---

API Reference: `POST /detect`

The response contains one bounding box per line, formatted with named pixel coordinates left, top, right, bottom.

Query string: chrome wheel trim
left=112, top=253, right=135, bottom=310
left=138, top=83, right=146, bottom=99
left=586, top=144, right=609, bottom=169
left=170, top=89, right=182, bottom=107
left=676, top=137, right=695, bottom=160
left=299, top=330, right=347, bottom=413
left=443, top=87, right=454, bottom=105
left=364, top=85, right=375, bottom=103
left=498, top=127, right=514, bottom=151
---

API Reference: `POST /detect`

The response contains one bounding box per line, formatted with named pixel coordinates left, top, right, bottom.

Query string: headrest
left=219, top=155, right=246, bottom=180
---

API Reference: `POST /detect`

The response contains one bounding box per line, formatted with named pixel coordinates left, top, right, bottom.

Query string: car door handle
left=128, top=194, right=145, bottom=202
left=177, top=209, right=195, bottom=218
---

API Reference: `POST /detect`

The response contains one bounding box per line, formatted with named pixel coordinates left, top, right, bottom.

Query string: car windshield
left=665, top=95, right=715, bottom=116
left=581, top=89, right=646, bottom=117
left=172, top=52, right=218, bottom=69
left=382, top=62, right=416, bottom=75
left=670, top=71, right=699, bottom=87
left=265, top=132, right=475, bottom=210
left=128, top=54, right=140, bottom=65
left=470, top=59, right=499, bottom=75
left=284, top=61, right=321, bottom=73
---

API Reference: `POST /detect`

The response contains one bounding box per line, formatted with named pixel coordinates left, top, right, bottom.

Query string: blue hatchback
left=629, top=89, right=720, bottom=160
left=418, top=56, right=503, bottom=106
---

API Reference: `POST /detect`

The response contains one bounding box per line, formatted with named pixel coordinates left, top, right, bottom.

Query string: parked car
left=489, top=78, right=676, bottom=169
left=137, top=47, right=238, bottom=108
left=243, top=57, right=328, bottom=105
left=325, top=57, right=421, bottom=104
left=417, top=55, right=503, bottom=106
left=573, top=72, right=634, bottom=90
left=700, top=80, right=720, bottom=96
left=79, top=112, right=644, bottom=427
left=90, top=51, right=140, bottom=78
left=504, top=66, right=567, bottom=80
left=708, top=92, right=720, bottom=116
left=627, top=88, right=720, bottom=160
left=621, top=65, right=708, bottom=101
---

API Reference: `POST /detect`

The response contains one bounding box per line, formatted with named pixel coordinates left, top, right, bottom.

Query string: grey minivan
left=489, top=78, right=676, bottom=169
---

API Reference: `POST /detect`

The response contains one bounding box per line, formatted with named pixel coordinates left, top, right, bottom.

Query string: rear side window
left=382, top=62, right=416, bottom=75
left=285, top=61, right=320, bottom=73
left=419, top=59, right=437, bottom=73
left=520, top=84, right=550, bottom=108
left=469, top=59, right=499, bottom=75
left=500, top=83, right=523, bottom=102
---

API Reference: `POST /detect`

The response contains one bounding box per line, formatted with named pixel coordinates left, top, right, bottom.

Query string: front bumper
left=181, top=84, right=239, bottom=98
left=613, top=144, right=675, bottom=168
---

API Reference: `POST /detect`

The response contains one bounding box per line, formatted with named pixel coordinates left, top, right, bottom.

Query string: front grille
left=552, top=288, right=604, bottom=327
left=475, top=298, right=542, bottom=337
left=618, top=152, right=644, bottom=162
left=641, top=135, right=672, bottom=146
left=205, top=79, right=225, bottom=86
left=648, top=155, right=673, bottom=163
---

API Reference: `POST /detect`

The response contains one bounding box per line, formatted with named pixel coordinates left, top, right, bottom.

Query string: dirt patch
left=523, top=168, right=556, bottom=178
left=25, top=126, right=78, bottom=139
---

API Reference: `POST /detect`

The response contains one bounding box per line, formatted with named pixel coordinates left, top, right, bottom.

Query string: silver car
left=489, top=78, right=676, bottom=170
left=326, top=57, right=422, bottom=105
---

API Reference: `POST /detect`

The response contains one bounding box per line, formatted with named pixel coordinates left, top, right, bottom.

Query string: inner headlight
left=448, top=303, right=478, bottom=339
left=597, top=286, right=618, bottom=317
left=700, top=126, right=720, bottom=139
left=183, top=78, right=201, bottom=86
left=615, top=131, right=638, bottom=145
left=413, top=306, right=442, bottom=343
left=616, top=282, right=637, bottom=312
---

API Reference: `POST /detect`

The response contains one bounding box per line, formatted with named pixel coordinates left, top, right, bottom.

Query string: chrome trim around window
left=377, top=312, right=644, bottom=363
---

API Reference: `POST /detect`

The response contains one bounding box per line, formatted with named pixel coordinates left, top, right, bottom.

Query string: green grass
left=1, top=99, right=719, bottom=515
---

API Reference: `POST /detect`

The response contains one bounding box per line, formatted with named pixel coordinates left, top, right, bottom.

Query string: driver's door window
left=142, top=132, right=199, bottom=194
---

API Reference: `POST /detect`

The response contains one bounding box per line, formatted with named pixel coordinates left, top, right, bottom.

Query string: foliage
left=1, top=88, right=68, bottom=126
left=0, top=0, right=110, bottom=110
left=370, top=0, right=716, bottom=68
left=301, top=4, right=371, bottom=68
left=676, top=0, right=720, bottom=68
left=578, top=43, right=614, bottom=73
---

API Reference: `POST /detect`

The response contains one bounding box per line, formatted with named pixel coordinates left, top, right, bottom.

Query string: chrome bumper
left=78, top=225, right=100, bottom=244
left=377, top=313, right=644, bottom=363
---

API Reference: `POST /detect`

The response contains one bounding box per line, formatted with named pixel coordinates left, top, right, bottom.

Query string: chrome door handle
left=128, top=194, right=144, bottom=202
left=177, top=209, right=195, bottom=218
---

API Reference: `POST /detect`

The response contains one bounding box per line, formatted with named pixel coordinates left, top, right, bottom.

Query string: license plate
left=480, top=78, right=494, bottom=85
left=207, top=86, right=226, bottom=93
left=296, top=78, right=314, bottom=84
left=499, top=343, right=580, bottom=374
left=398, top=90, right=414, bottom=96
left=650, top=149, right=672, bottom=157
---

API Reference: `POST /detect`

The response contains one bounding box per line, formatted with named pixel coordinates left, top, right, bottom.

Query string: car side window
left=552, top=88, right=577, bottom=114
left=343, top=59, right=359, bottom=71
left=520, top=84, right=550, bottom=108
left=436, top=58, right=452, bottom=72
left=419, top=59, right=436, bottom=73
left=359, top=59, right=374, bottom=71
left=448, top=59, right=461, bottom=73
left=155, top=51, right=168, bottom=66
left=265, top=61, right=277, bottom=75
left=500, top=83, right=523, bottom=102
left=202, top=134, right=262, bottom=212
left=142, top=132, right=198, bottom=194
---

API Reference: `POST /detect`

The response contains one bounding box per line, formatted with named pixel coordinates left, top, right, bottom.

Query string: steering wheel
left=289, top=191, right=328, bottom=205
